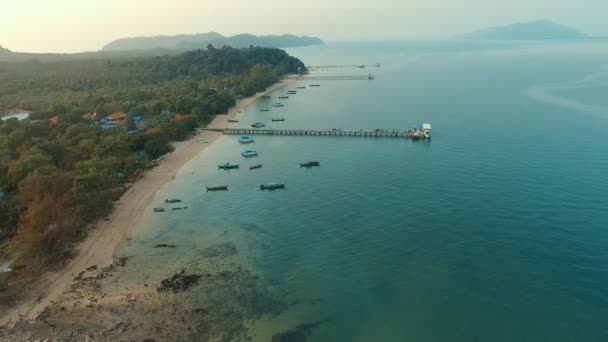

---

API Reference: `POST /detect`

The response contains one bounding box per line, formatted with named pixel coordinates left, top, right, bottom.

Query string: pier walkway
left=286, top=75, right=375, bottom=81
left=307, top=64, right=381, bottom=69
left=212, top=128, right=429, bottom=139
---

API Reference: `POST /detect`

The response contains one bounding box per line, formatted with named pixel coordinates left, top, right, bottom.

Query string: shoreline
left=0, top=77, right=295, bottom=327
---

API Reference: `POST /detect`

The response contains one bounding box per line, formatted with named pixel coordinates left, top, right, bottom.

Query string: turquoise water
left=124, top=41, right=608, bottom=341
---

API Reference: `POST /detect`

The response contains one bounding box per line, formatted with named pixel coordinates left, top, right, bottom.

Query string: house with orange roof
left=48, top=115, right=60, bottom=124
left=174, top=113, right=189, bottom=121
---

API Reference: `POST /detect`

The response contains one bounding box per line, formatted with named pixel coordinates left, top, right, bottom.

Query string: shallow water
left=120, top=40, right=608, bottom=341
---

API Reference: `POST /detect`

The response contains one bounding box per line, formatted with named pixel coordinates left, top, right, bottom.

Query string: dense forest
left=0, top=46, right=305, bottom=266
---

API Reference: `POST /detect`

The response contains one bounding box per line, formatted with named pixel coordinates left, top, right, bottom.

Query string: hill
left=455, top=20, right=588, bottom=40
left=102, top=32, right=323, bottom=51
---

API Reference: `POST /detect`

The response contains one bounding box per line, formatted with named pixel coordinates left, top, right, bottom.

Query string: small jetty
left=288, top=75, right=374, bottom=81
left=307, top=63, right=381, bottom=69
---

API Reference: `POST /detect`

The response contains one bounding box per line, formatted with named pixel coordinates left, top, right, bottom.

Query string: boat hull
left=241, top=150, right=258, bottom=157
left=299, top=161, right=320, bottom=167
left=260, top=183, right=286, bottom=190
left=218, top=164, right=239, bottom=169
left=206, top=185, right=229, bottom=191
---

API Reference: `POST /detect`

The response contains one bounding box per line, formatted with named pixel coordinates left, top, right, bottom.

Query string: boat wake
left=526, top=65, right=608, bottom=119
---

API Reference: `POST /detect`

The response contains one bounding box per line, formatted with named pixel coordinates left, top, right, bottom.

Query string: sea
left=118, top=40, right=608, bottom=341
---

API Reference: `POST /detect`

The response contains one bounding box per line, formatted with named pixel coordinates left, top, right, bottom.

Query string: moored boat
left=296, top=86, right=306, bottom=89
left=241, top=150, right=258, bottom=157
left=206, top=185, right=229, bottom=191
left=260, top=109, right=270, bottom=112
left=249, top=164, right=262, bottom=170
left=165, top=198, right=182, bottom=203
left=310, top=84, right=321, bottom=87
left=272, top=118, right=285, bottom=122
left=218, top=163, right=239, bottom=169
left=153, top=207, right=165, bottom=212
left=238, top=136, right=255, bottom=143
left=251, top=122, right=266, bottom=128
left=271, top=102, right=284, bottom=107
left=260, top=181, right=286, bottom=190
left=299, top=161, right=320, bottom=167
left=278, top=96, right=289, bottom=99
left=228, top=119, right=239, bottom=123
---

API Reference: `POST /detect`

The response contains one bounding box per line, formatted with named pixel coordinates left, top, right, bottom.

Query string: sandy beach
left=0, top=78, right=294, bottom=329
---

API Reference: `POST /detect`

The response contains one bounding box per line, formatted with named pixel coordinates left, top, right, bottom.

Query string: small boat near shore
left=278, top=96, right=289, bottom=99
left=206, top=185, right=229, bottom=191
left=296, top=86, right=306, bottom=89
left=242, top=150, right=258, bottom=157
left=287, top=91, right=296, bottom=94
left=228, top=119, right=239, bottom=123
left=249, top=164, right=262, bottom=170
left=272, top=118, right=285, bottom=122
left=153, top=207, right=165, bottom=212
left=260, top=181, right=286, bottom=190
left=218, top=163, right=239, bottom=169
left=260, top=109, right=270, bottom=112
left=238, top=136, right=255, bottom=143
left=165, top=198, right=182, bottom=203
left=299, top=161, right=320, bottom=167
left=310, top=84, right=321, bottom=87
left=271, top=102, right=284, bottom=107
left=251, top=122, right=266, bottom=128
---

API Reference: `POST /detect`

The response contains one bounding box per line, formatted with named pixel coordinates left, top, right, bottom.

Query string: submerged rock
left=271, top=320, right=325, bottom=342
left=157, top=270, right=202, bottom=293
left=199, top=242, right=238, bottom=258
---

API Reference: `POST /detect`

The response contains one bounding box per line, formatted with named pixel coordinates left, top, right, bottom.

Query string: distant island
left=455, top=20, right=589, bottom=40
left=102, top=32, right=324, bottom=51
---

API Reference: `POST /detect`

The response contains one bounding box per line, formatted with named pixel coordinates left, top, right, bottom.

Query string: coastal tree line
left=0, top=46, right=305, bottom=267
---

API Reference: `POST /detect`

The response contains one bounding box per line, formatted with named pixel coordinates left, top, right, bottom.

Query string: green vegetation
left=0, top=46, right=305, bottom=266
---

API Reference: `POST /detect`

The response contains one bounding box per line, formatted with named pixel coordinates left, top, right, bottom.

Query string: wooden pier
left=222, top=128, right=426, bottom=139
left=287, top=75, right=375, bottom=81
left=307, top=64, right=381, bottom=69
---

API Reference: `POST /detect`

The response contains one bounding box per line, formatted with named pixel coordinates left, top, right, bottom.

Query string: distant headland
left=454, top=20, right=589, bottom=40
left=0, top=33, right=323, bottom=63
left=102, top=32, right=324, bottom=52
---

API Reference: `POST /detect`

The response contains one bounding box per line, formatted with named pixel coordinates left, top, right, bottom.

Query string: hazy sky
left=2, top=0, right=607, bottom=52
